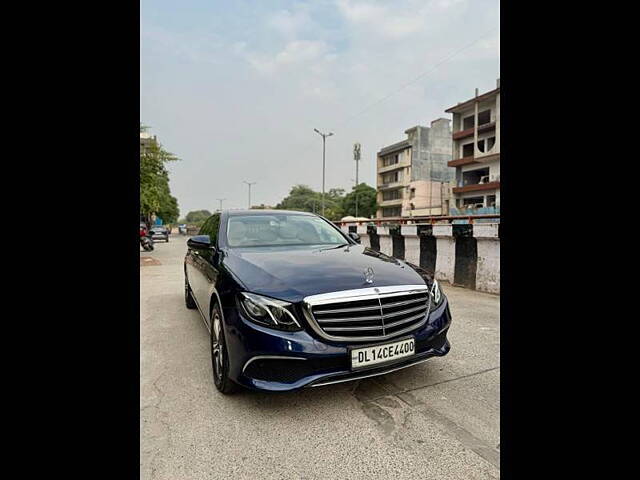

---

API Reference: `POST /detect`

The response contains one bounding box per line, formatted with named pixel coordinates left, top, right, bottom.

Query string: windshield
left=226, top=214, right=348, bottom=248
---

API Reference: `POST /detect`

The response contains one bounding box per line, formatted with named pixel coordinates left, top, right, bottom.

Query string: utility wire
left=335, top=26, right=499, bottom=129
left=299, top=26, right=498, bottom=193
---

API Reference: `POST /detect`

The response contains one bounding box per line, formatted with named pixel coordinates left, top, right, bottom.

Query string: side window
left=198, top=213, right=221, bottom=245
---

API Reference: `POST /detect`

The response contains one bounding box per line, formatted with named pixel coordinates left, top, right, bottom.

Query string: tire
left=185, top=276, right=197, bottom=309
left=210, top=303, right=238, bottom=394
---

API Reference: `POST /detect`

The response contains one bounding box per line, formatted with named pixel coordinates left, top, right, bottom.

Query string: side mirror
left=187, top=235, right=214, bottom=250
left=348, top=232, right=361, bottom=244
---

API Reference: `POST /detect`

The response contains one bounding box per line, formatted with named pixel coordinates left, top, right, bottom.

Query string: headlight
left=238, top=292, right=302, bottom=331
left=430, top=279, right=444, bottom=308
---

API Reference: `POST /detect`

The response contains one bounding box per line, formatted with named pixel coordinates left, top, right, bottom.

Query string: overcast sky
left=141, top=0, right=499, bottom=215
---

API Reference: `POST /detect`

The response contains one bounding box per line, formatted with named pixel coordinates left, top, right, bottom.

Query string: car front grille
left=303, top=285, right=431, bottom=342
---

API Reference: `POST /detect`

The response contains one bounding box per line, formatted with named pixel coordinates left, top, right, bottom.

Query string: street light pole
left=354, top=143, right=361, bottom=218
left=216, top=198, right=226, bottom=212
left=243, top=181, right=256, bottom=209
left=314, top=128, right=333, bottom=217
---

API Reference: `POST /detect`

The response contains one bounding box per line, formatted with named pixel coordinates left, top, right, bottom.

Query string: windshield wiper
left=318, top=243, right=350, bottom=252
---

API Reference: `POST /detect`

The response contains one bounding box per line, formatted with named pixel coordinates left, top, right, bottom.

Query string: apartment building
left=445, top=79, right=500, bottom=211
left=376, top=118, right=453, bottom=218
left=140, top=131, right=157, bottom=154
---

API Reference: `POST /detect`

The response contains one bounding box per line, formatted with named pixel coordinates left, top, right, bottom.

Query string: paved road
left=141, top=235, right=500, bottom=479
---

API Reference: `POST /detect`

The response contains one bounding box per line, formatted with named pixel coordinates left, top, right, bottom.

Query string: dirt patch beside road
left=140, top=256, right=161, bottom=266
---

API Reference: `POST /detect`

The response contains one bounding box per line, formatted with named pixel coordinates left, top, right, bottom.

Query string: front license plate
left=351, top=338, right=415, bottom=369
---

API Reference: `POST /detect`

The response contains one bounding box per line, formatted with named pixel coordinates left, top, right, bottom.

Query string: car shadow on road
left=226, top=361, right=447, bottom=414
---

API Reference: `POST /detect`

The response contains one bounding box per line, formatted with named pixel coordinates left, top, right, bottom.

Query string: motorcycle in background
left=140, top=224, right=154, bottom=251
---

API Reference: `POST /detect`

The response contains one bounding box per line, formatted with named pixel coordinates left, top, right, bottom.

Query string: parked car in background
left=150, top=225, right=170, bottom=242
left=184, top=210, right=451, bottom=394
left=178, top=224, right=187, bottom=235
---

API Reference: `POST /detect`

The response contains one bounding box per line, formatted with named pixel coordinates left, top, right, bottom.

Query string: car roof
left=226, top=209, right=316, bottom=217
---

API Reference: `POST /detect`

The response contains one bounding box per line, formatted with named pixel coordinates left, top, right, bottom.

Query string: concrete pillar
left=495, top=86, right=500, bottom=154
left=356, top=224, right=370, bottom=248
left=433, top=224, right=455, bottom=283
left=377, top=226, right=393, bottom=256
left=473, top=223, right=500, bottom=294
left=401, top=225, right=420, bottom=265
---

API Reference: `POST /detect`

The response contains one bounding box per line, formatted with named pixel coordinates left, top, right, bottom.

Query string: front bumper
left=223, top=296, right=452, bottom=392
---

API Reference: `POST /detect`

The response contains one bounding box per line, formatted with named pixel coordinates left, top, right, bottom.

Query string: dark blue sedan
left=184, top=210, right=451, bottom=394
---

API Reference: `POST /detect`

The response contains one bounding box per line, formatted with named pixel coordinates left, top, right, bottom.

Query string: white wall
left=474, top=224, right=500, bottom=293
left=401, top=225, right=420, bottom=265
left=433, top=224, right=455, bottom=283
left=377, top=226, right=393, bottom=256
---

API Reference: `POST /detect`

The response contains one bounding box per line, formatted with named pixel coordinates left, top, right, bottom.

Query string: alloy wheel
left=211, top=310, right=223, bottom=383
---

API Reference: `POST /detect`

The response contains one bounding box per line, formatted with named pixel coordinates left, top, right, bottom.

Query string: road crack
left=352, top=367, right=501, bottom=470
left=142, top=372, right=175, bottom=479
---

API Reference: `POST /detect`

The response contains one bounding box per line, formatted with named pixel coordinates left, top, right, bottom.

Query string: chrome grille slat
left=381, top=295, right=429, bottom=309
left=323, top=325, right=384, bottom=332
left=382, top=304, right=428, bottom=319
left=317, top=315, right=383, bottom=323
left=314, top=304, right=383, bottom=314
left=304, top=285, right=432, bottom=342
left=383, top=312, right=429, bottom=330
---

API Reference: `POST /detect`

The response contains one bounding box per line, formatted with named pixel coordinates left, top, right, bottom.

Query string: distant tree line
left=182, top=210, right=212, bottom=224
left=188, top=183, right=378, bottom=234
left=275, top=183, right=378, bottom=221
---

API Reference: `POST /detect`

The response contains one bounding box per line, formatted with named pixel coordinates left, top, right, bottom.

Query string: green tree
left=275, top=185, right=345, bottom=220
left=322, top=188, right=345, bottom=221
left=140, top=123, right=180, bottom=224
left=185, top=210, right=213, bottom=224
left=156, top=188, right=179, bottom=224
left=342, top=183, right=378, bottom=218
left=275, top=185, right=320, bottom=212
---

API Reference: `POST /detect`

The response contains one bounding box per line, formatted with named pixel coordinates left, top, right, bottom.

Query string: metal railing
left=336, top=213, right=500, bottom=227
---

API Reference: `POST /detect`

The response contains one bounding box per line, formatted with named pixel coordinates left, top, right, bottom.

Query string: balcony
left=452, top=180, right=500, bottom=194
left=449, top=152, right=499, bottom=168
left=379, top=197, right=403, bottom=207
left=448, top=155, right=478, bottom=167
left=378, top=180, right=404, bottom=190
left=378, top=160, right=409, bottom=174
left=475, top=152, right=500, bottom=163
left=452, top=121, right=496, bottom=141
left=478, top=121, right=496, bottom=134
left=452, top=126, right=474, bottom=140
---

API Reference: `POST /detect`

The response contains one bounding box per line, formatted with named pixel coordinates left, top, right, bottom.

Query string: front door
left=186, top=247, right=208, bottom=325
left=200, top=253, right=219, bottom=323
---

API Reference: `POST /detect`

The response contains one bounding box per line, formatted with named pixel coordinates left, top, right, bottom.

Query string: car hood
left=222, top=244, right=428, bottom=303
